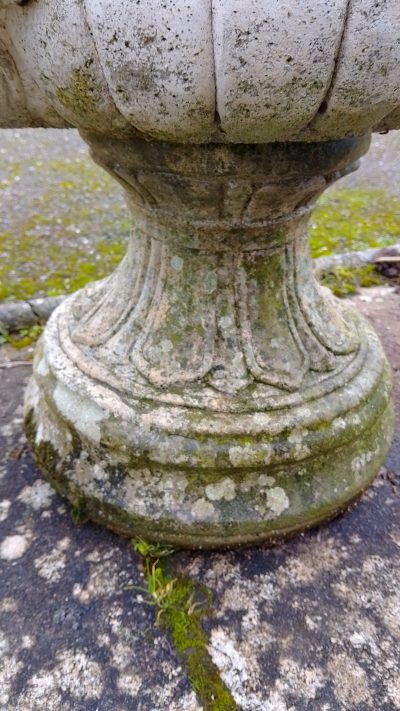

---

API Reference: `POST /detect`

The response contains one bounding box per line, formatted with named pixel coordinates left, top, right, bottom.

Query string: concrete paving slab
left=0, top=289, right=399, bottom=711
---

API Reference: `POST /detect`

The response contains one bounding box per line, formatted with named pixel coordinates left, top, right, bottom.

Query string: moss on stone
left=1, top=324, right=42, bottom=349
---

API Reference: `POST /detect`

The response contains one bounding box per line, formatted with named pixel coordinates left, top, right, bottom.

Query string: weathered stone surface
left=23, top=136, right=393, bottom=546
left=0, top=286, right=399, bottom=709
left=0, top=0, right=397, bottom=546
left=1, top=0, right=400, bottom=141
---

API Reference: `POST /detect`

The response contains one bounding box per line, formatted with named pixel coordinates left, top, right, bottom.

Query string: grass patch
left=0, top=155, right=129, bottom=301
left=309, top=188, right=400, bottom=258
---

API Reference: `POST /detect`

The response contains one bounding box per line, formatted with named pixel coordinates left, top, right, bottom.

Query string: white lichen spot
left=287, top=429, right=311, bottom=459
left=229, top=444, right=272, bottom=467
left=34, top=538, right=70, bottom=583
left=162, top=473, right=188, bottom=492
left=92, top=463, right=108, bottom=481
left=205, top=477, right=236, bottom=502
left=36, top=355, right=50, bottom=377
left=21, top=635, right=35, bottom=650
left=274, top=658, right=325, bottom=702
left=27, top=650, right=103, bottom=701
left=351, top=451, right=374, bottom=476
left=191, top=498, right=215, bottom=520
left=160, top=338, right=174, bottom=354
left=203, top=270, right=218, bottom=294
left=266, top=487, right=290, bottom=516
left=0, top=500, right=10, bottom=523
left=18, top=479, right=54, bottom=510
left=0, top=598, right=17, bottom=613
left=328, top=652, right=372, bottom=706
left=305, top=615, right=321, bottom=632
left=332, top=417, right=346, bottom=431
left=219, top=315, right=234, bottom=329
left=0, top=534, right=29, bottom=561
left=208, top=627, right=249, bottom=703
left=170, top=255, right=184, bottom=271
left=116, top=672, right=142, bottom=697
left=73, top=558, right=123, bottom=602
left=54, top=383, right=104, bottom=442
left=258, top=474, right=275, bottom=487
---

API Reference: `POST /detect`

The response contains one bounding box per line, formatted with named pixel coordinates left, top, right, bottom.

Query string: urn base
left=24, top=300, right=393, bottom=549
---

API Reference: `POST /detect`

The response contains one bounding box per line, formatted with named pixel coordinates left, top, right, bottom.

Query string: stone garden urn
left=1, top=0, right=398, bottom=547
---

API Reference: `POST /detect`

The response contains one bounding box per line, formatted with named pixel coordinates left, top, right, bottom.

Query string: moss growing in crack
left=131, top=538, right=237, bottom=710
left=70, top=496, right=88, bottom=526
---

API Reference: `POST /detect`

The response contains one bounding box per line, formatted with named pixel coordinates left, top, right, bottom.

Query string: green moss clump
left=309, top=188, right=400, bottom=258
left=319, top=264, right=384, bottom=298
left=0, top=323, right=42, bottom=349
left=131, top=539, right=237, bottom=710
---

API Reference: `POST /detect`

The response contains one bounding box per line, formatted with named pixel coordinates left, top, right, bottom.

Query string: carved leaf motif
left=293, top=239, right=359, bottom=355
left=71, top=232, right=151, bottom=347
left=131, top=249, right=218, bottom=386
left=207, top=254, right=251, bottom=394
left=68, top=238, right=358, bottom=395
left=284, top=243, right=336, bottom=373
left=237, top=251, right=308, bottom=392
left=244, top=177, right=326, bottom=222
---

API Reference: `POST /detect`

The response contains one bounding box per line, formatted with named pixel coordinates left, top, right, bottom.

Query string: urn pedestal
left=24, top=134, right=394, bottom=547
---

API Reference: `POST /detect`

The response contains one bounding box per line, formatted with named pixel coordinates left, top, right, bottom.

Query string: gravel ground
left=1, top=128, right=399, bottom=196
left=1, top=129, right=400, bottom=302
left=340, top=131, right=400, bottom=195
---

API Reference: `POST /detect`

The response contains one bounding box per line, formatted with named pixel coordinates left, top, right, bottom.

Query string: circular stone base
left=24, top=301, right=394, bottom=549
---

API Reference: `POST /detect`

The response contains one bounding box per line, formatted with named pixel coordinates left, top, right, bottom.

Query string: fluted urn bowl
left=2, top=0, right=398, bottom=547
